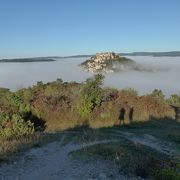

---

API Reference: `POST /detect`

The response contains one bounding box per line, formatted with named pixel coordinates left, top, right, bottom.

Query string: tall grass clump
left=121, top=87, right=138, bottom=96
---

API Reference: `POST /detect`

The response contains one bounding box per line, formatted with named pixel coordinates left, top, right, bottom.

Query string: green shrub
left=0, top=114, right=34, bottom=138
left=0, top=110, right=9, bottom=122
left=168, top=94, right=180, bottom=105
left=78, top=74, right=104, bottom=117
left=5, top=92, right=31, bottom=117
left=151, top=89, right=167, bottom=104
left=154, top=168, right=180, bottom=180
left=56, top=78, right=63, bottom=84
left=36, top=81, right=44, bottom=86
left=0, top=88, right=10, bottom=96
left=44, top=83, right=61, bottom=97
left=19, top=104, right=31, bottom=115
left=7, top=93, right=24, bottom=108
left=168, top=133, right=180, bottom=143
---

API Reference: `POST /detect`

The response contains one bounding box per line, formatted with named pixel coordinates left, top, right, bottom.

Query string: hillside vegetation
left=1, top=76, right=180, bottom=133
left=0, top=75, right=179, bottom=135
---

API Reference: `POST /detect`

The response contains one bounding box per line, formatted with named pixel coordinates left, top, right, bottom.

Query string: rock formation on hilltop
left=80, top=52, right=136, bottom=73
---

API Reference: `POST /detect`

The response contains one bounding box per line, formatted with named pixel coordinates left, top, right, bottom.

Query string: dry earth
left=0, top=130, right=179, bottom=180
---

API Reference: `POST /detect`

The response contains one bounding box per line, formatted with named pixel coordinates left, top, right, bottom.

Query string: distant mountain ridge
left=120, top=51, right=180, bottom=57
left=1, top=51, right=180, bottom=62
left=0, top=57, right=56, bottom=63
left=46, top=51, right=180, bottom=58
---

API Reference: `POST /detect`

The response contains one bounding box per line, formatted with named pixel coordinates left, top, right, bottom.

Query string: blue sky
left=0, top=0, right=180, bottom=58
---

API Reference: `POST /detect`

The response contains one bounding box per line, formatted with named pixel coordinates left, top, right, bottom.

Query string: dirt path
left=0, top=139, right=130, bottom=180
left=111, top=130, right=180, bottom=156
left=0, top=130, right=179, bottom=180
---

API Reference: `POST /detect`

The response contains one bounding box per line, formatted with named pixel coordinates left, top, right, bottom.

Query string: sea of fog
left=0, top=56, right=180, bottom=96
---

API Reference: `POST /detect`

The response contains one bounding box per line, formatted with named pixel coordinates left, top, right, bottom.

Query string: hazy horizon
left=0, top=56, right=180, bottom=97
left=1, top=50, right=180, bottom=60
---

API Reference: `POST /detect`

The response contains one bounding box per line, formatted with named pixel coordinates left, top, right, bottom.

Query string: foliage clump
left=78, top=74, right=104, bottom=117
left=168, top=94, right=180, bottom=105
left=155, top=168, right=180, bottom=180
left=0, top=112, right=34, bottom=138
left=150, top=89, right=166, bottom=104
left=150, top=89, right=180, bottom=106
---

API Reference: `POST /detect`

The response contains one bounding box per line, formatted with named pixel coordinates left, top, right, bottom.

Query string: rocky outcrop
left=80, top=52, right=135, bottom=73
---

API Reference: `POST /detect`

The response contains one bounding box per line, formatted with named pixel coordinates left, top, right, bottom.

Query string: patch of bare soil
left=0, top=139, right=134, bottom=180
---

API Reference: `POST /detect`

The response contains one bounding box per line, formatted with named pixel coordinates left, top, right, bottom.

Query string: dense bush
left=168, top=94, right=180, bottom=105
left=0, top=76, right=176, bottom=132
left=102, top=87, right=118, bottom=102
left=0, top=88, right=10, bottom=96
left=5, top=93, right=23, bottom=108
left=0, top=113, right=34, bottom=138
left=168, top=133, right=180, bottom=143
left=78, top=74, right=104, bottom=117
left=155, top=168, right=180, bottom=180
left=150, top=89, right=167, bottom=104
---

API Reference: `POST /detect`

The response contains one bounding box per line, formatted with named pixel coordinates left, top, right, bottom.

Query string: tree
left=151, top=89, right=166, bottom=103
left=78, top=74, right=104, bottom=117
left=168, top=94, right=180, bottom=105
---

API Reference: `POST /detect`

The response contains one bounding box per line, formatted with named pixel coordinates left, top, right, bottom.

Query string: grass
left=71, top=140, right=180, bottom=179
left=168, top=132, right=180, bottom=144
left=68, top=119, right=180, bottom=178
left=60, top=118, right=180, bottom=152
left=66, top=127, right=111, bottom=144
left=0, top=132, right=62, bottom=161
left=106, top=119, right=180, bottom=142
left=0, top=118, right=179, bottom=179
left=1, top=118, right=179, bottom=160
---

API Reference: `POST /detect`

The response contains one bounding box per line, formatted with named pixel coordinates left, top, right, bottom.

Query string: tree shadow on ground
left=64, top=116, right=180, bottom=146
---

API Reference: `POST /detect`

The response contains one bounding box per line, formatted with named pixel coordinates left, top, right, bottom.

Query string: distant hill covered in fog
left=0, top=57, right=56, bottom=63
left=1, top=51, right=180, bottom=62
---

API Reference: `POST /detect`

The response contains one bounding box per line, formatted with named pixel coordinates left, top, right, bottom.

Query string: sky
left=0, top=0, right=180, bottom=58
